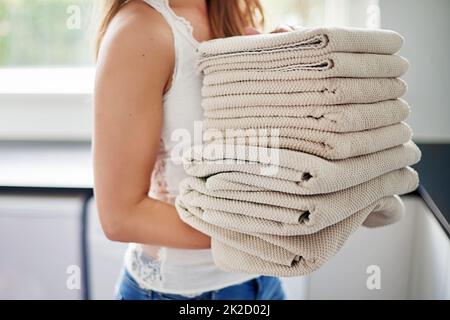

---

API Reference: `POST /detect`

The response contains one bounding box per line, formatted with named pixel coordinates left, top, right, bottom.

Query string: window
left=0, top=0, right=97, bottom=141
left=0, top=0, right=375, bottom=141
left=261, top=0, right=325, bottom=30
left=0, top=0, right=328, bottom=67
left=0, top=0, right=95, bottom=67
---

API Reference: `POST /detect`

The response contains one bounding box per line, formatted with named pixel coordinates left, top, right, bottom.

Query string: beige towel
left=212, top=196, right=403, bottom=276
left=204, top=122, right=411, bottom=160
left=202, top=78, right=406, bottom=108
left=178, top=167, right=419, bottom=235
left=199, top=52, right=409, bottom=80
left=198, top=27, right=404, bottom=59
left=204, top=99, right=410, bottom=133
left=182, top=142, right=421, bottom=195
left=177, top=195, right=404, bottom=276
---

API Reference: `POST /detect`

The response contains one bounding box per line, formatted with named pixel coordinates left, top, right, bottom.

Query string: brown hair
left=96, top=0, right=264, bottom=57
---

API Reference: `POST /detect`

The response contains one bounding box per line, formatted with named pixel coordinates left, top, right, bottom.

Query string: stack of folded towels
left=175, top=27, right=421, bottom=276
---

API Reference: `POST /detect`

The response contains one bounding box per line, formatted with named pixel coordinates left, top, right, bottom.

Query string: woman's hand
left=244, top=25, right=297, bottom=35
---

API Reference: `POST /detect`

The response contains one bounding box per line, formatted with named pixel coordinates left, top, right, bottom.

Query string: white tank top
left=123, top=0, right=257, bottom=295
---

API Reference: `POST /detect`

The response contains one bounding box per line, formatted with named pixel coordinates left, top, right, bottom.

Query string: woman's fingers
left=244, top=26, right=261, bottom=35
left=244, top=25, right=298, bottom=36
left=271, top=25, right=296, bottom=33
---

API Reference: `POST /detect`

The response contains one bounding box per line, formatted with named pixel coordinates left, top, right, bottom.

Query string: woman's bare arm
left=93, top=3, right=210, bottom=248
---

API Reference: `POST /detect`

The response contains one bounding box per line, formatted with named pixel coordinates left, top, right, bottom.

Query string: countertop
left=414, top=143, right=450, bottom=236
left=0, top=141, right=93, bottom=191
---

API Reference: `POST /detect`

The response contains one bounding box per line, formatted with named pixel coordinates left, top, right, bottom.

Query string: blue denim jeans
left=115, top=269, right=286, bottom=300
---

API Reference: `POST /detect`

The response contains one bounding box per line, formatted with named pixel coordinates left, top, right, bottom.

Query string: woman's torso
left=123, top=0, right=257, bottom=295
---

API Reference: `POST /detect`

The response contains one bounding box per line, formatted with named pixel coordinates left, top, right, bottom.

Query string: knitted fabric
left=204, top=99, right=410, bottom=133
left=176, top=195, right=405, bottom=276
left=178, top=167, right=419, bottom=235
left=204, top=122, right=412, bottom=160
left=182, top=142, right=421, bottom=195
left=198, top=52, right=409, bottom=79
left=202, top=78, right=406, bottom=108
left=198, top=27, right=404, bottom=59
left=175, top=27, right=420, bottom=276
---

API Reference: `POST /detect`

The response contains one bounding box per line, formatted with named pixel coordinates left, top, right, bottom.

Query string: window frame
left=0, top=68, right=95, bottom=141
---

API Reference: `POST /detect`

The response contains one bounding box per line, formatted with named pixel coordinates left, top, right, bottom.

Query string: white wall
left=380, top=0, right=450, bottom=142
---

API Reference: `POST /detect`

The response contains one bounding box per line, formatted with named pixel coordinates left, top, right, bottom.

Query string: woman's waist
left=124, top=244, right=257, bottom=295
left=125, top=244, right=218, bottom=280
left=139, top=244, right=216, bottom=265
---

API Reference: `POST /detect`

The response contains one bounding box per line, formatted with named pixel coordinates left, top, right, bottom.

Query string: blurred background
left=0, top=0, right=449, bottom=300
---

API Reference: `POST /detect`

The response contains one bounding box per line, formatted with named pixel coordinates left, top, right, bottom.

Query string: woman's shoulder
left=97, top=0, right=175, bottom=86
left=113, top=1, right=170, bottom=36
left=98, top=0, right=173, bottom=65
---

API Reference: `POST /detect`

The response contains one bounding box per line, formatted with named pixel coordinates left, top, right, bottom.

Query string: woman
left=94, top=0, right=292, bottom=300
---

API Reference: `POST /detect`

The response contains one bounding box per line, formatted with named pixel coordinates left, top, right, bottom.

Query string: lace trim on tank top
left=149, top=139, right=176, bottom=204
left=127, top=244, right=163, bottom=283
left=146, top=0, right=199, bottom=48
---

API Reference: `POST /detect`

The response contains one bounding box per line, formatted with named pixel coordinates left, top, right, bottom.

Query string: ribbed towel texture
left=178, top=167, right=419, bottom=235
left=182, top=142, right=420, bottom=195
left=204, top=122, right=412, bottom=160
left=198, top=27, right=404, bottom=58
left=177, top=196, right=407, bottom=276
left=204, top=99, right=410, bottom=132
left=176, top=27, right=420, bottom=276
left=211, top=198, right=404, bottom=276
left=199, top=53, right=409, bottom=78
left=202, top=78, right=407, bottom=108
